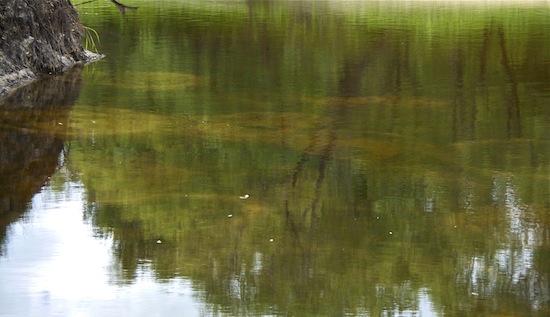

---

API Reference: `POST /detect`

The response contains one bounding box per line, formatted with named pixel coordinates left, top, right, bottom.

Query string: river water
left=0, top=1, right=549, bottom=316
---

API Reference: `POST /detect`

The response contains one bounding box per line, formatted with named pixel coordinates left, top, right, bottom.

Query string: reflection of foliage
left=72, top=1, right=550, bottom=316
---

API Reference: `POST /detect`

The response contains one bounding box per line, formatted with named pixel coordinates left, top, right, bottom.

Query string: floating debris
left=227, top=214, right=233, bottom=218
left=239, top=194, right=249, bottom=200
left=156, top=240, right=162, bottom=244
left=269, top=238, right=274, bottom=242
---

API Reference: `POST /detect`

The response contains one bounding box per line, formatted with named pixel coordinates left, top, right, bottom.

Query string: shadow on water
left=0, top=67, right=83, bottom=253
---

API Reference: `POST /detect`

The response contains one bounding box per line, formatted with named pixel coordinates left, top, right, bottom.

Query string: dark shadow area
left=0, top=67, right=83, bottom=255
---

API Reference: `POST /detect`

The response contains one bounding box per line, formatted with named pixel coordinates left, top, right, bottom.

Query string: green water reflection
left=72, top=1, right=550, bottom=315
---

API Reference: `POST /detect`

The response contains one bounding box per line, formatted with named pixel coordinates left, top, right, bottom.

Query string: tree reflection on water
left=0, top=1, right=548, bottom=316
left=0, top=67, right=82, bottom=254
left=71, top=1, right=548, bottom=315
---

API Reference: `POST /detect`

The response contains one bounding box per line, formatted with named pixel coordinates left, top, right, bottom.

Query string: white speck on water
left=156, top=240, right=162, bottom=244
left=227, top=214, right=233, bottom=218
left=239, top=194, right=249, bottom=200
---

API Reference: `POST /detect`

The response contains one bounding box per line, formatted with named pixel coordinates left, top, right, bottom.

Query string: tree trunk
left=0, top=0, right=100, bottom=96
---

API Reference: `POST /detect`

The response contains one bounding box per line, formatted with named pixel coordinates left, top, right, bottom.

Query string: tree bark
left=0, top=0, right=100, bottom=97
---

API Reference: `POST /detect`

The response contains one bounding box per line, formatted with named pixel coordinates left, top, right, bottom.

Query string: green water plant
left=82, top=25, right=100, bottom=53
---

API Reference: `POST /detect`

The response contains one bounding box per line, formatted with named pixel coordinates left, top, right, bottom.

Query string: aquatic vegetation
left=82, top=25, right=101, bottom=53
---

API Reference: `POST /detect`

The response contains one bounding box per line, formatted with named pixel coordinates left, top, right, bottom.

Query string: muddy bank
left=0, top=0, right=100, bottom=97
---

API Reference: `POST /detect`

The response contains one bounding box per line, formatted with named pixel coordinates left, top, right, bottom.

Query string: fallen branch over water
left=74, top=0, right=139, bottom=13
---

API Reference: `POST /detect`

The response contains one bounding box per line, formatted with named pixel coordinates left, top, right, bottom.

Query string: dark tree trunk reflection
left=0, top=67, right=83, bottom=253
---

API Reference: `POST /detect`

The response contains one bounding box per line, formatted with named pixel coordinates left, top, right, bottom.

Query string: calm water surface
left=1, top=1, right=549, bottom=316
